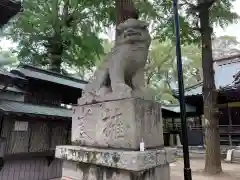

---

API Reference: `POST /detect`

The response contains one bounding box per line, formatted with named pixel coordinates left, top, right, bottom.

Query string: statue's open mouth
left=124, top=32, right=141, bottom=38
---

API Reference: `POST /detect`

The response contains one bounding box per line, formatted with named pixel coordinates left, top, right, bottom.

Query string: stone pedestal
left=169, top=134, right=175, bottom=146
left=176, top=134, right=182, bottom=147
left=72, top=98, right=163, bottom=150
left=225, top=147, right=240, bottom=163
left=55, top=146, right=176, bottom=180
left=56, top=97, right=176, bottom=180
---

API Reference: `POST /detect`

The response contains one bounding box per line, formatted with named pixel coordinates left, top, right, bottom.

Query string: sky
left=214, top=0, right=240, bottom=39
left=0, top=0, right=240, bottom=50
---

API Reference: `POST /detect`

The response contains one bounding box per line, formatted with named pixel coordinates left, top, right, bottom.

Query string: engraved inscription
left=147, top=105, right=154, bottom=116
left=101, top=107, right=110, bottom=121
left=102, top=107, right=124, bottom=139
left=143, top=152, right=155, bottom=165
left=100, top=107, right=122, bottom=121
left=78, top=120, right=92, bottom=140
left=79, top=107, right=92, bottom=119
left=77, top=107, right=93, bottom=140
left=103, top=115, right=124, bottom=139
left=59, top=147, right=68, bottom=159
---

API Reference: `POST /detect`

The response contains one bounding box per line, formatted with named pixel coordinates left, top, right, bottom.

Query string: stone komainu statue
left=81, top=18, right=151, bottom=103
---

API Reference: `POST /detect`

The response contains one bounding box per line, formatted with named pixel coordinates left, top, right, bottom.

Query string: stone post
left=55, top=98, right=176, bottom=180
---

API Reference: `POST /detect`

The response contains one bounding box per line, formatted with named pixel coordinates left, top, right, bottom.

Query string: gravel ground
left=171, top=159, right=240, bottom=180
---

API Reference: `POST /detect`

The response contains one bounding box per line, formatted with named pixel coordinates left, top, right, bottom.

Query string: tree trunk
left=48, top=35, right=63, bottom=73
left=197, top=68, right=203, bottom=82
left=115, top=0, right=138, bottom=39
left=199, top=4, right=222, bottom=174
left=46, top=0, right=62, bottom=73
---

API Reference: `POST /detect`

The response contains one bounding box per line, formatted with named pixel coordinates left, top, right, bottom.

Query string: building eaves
left=162, top=104, right=196, bottom=113
left=11, top=64, right=88, bottom=90
left=0, top=99, right=72, bottom=119
left=0, top=0, right=22, bottom=27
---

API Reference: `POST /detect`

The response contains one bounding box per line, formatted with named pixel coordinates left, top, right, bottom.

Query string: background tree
left=71, top=39, right=114, bottom=81
left=3, top=0, right=171, bottom=73
left=3, top=0, right=116, bottom=72
left=179, top=0, right=238, bottom=174
left=0, top=48, right=18, bottom=70
left=145, top=40, right=202, bottom=103
left=146, top=35, right=240, bottom=105
left=198, top=2, right=222, bottom=173
left=153, top=0, right=238, bottom=174
left=196, top=1, right=238, bottom=174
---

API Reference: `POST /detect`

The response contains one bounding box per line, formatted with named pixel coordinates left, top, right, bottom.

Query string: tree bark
left=115, top=0, right=138, bottom=39
left=199, top=3, right=222, bottom=174
left=48, top=0, right=70, bottom=73
left=48, top=35, right=63, bottom=73
left=197, top=68, right=203, bottom=82
left=47, top=0, right=62, bottom=73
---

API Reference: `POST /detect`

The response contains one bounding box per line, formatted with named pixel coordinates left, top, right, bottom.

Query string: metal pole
left=172, top=0, right=192, bottom=180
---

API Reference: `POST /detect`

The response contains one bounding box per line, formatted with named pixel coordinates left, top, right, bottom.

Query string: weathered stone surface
left=80, top=19, right=151, bottom=105
left=225, top=149, right=234, bottom=162
left=55, top=145, right=176, bottom=171
left=225, top=148, right=240, bottom=163
left=61, top=161, right=170, bottom=180
left=72, top=98, right=163, bottom=149
left=78, top=90, right=154, bottom=106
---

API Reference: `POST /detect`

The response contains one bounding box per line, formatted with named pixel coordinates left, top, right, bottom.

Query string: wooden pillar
left=171, top=118, right=175, bottom=130
left=172, top=118, right=177, bottom=145
left=168, top=118, right=175, bottom=146
left=227, top=106, right=233, bottom=146
left=199, top=115, right=204, bottom=146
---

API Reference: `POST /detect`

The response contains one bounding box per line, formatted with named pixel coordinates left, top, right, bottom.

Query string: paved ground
left=171, top=159, right=240, bottom=180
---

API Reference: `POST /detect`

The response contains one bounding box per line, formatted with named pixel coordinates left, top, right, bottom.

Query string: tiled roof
left=214, top=60, right=240, bottom=89
left=162, top=104, right=196, bottom=113
left=0, top=100, right=72, bottom=118
left=0, top=69, right=26, bottom=81
left=0, top=0, right=22, bottom=27
left=0, top=84, right=25, bottom=93
left=173, top=55, right=240, bottom=97
left=0, top=99, right=197, bottom=118
left=173, top=82, right=203, bottom=97
left=11, top=64, right=88, bottom=89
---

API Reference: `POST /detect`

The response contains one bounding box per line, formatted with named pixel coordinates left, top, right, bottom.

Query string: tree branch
left=62, top=0, right=70, bottom=26
left=198, top=0, right=215, bottom=7
left=182, top=0, right=196, bottom=8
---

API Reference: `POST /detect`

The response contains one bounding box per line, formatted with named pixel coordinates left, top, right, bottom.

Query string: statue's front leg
left=109, top=62, right=132, bottom=96
left=132, top=68, right=153, bottom=99
left=132, top=68, right=145, bottom=91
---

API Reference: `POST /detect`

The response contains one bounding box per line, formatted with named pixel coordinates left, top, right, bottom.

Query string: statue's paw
left=113, top=83, right=133, bottom=97
left=98, top=87, right=111, bottom=96
left=86, top=96, right=95, bottom=104
left=78, top=92, right=97, bottom=105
